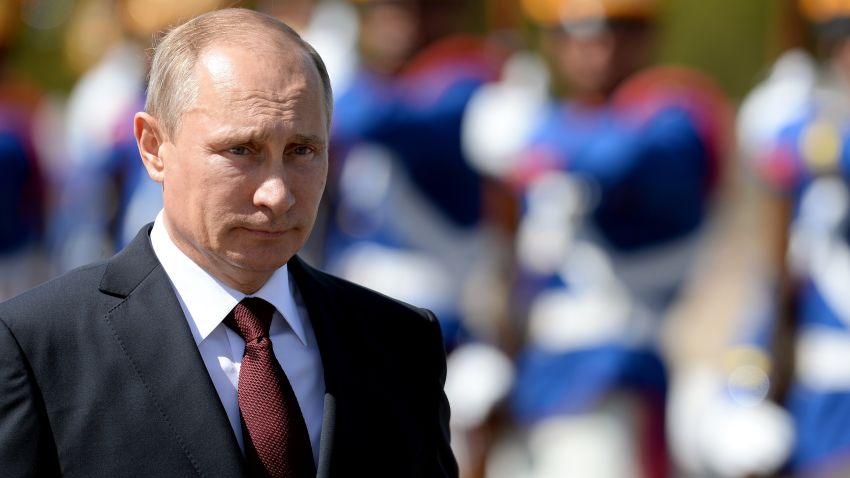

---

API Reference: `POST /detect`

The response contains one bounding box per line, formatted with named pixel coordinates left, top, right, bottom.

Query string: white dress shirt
left=150, top=212, right=325, bottom=465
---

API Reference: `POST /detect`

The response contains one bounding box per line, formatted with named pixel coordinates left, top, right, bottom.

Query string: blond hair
left=146, top=8, right=333, bottom=139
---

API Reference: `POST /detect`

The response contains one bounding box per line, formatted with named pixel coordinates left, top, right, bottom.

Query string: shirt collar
left=149, top=211, right=308, bottom=346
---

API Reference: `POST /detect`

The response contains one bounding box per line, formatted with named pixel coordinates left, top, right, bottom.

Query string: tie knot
left=225, top=297, right=276, bottom=342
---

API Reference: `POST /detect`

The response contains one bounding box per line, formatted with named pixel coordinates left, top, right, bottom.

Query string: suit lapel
left=288, top=256, right=350, bottom=476
left=99, top=226, right=245, bottom=476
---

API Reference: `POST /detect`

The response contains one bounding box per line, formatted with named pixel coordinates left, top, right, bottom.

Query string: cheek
left=163, top=148, right=202, bottom=199
left=170, top=157, right=235, bottom=232
left=291, top=154, right=326, bottom=180
left=301, top=162, right=328, bottom=206
left=313, top=163, right=328, bottom=196
left=201, top=174, right=247, bottom=223
left=195, top=158, right=248, bottom=202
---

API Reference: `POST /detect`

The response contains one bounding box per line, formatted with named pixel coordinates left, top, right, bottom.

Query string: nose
left=253, top=169, right=295, bottom=216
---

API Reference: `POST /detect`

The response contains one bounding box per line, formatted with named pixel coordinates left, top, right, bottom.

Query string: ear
left=134, top=112, right=167, bottom=184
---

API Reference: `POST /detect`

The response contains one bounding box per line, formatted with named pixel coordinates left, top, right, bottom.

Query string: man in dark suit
left=0, top=8, right=457, bottom=477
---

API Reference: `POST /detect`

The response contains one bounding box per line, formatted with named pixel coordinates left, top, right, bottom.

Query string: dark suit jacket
left=0, top=225, right=458, bottom=477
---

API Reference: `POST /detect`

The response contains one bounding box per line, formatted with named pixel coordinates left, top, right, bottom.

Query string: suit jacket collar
left=99, top=225, right=246, bottom=476
left=99, top=224, right=344, bottom=477
left=286, top=255, right=345, bottom=477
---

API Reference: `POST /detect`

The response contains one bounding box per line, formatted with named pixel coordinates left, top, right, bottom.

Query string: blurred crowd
left=6, top=0, right=850, bottom=476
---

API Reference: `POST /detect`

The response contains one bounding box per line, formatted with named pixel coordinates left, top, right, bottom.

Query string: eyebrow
left=210, top=129, right=326, bottom=146
left=291, top=133, right=326, bottom=145
left=209, top=127, right=265, bottom=144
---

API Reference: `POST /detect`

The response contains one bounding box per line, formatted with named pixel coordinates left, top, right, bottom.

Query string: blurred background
left=3, top=0, right=850, bottom=476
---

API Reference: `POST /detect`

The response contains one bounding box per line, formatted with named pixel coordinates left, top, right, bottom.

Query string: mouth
left=238, top=226, right=289, bottom=238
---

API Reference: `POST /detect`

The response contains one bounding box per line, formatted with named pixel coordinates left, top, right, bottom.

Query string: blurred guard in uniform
left=0, top=0, right=47, bottom=300
left=462, top=1, right=730, bottom=476
left=732, top=1, right=850, bottom=475
left=323, top=0, right=509, bottom=351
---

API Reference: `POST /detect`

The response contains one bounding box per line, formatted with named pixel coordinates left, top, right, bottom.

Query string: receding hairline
left=196, top=29, right=324, bottom=87
left=145, top=8, right=333, bottom=139
left=195, top=10, right=308, bottom=52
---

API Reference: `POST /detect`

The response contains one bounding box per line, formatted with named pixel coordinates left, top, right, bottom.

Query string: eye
left=228, top=145, right=251, bottom=156
left=291, top=145, right=314, bottom=156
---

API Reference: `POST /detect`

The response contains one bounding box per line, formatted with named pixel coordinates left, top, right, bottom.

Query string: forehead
left=199, top=38, right=314, bottom=91
left=191, top=35, right=325, bottom=122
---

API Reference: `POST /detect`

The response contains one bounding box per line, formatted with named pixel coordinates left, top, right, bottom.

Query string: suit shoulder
left=0, top=261, right=109, bottom=327
left=292, top=258, right=438, bottom=328
left=314, top=266, right=436, bottom=321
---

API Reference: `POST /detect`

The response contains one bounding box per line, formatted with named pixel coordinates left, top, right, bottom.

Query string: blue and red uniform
left=753, top=102, right=850, bottom=473
left=0, top=102, right=42, bottom=256
left=324, top=35, right=506, bottom=350
left=502, top=65, right=729, bottom=477
left=51, top=94, right=161, bottom=270
left=0, top=83, right=48, bottom=301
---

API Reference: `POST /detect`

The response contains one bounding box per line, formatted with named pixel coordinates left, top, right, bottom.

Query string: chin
left=228, top=249, right=293, bottom=272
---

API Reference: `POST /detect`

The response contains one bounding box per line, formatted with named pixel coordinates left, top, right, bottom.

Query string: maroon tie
left=225, top=297, right=316, bottom=478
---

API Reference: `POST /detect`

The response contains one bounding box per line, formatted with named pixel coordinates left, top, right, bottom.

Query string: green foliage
left=656, top=0, right=777, bottom=101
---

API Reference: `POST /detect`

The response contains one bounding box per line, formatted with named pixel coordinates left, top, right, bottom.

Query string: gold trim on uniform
left=800, top=118, right=842, bottom=174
